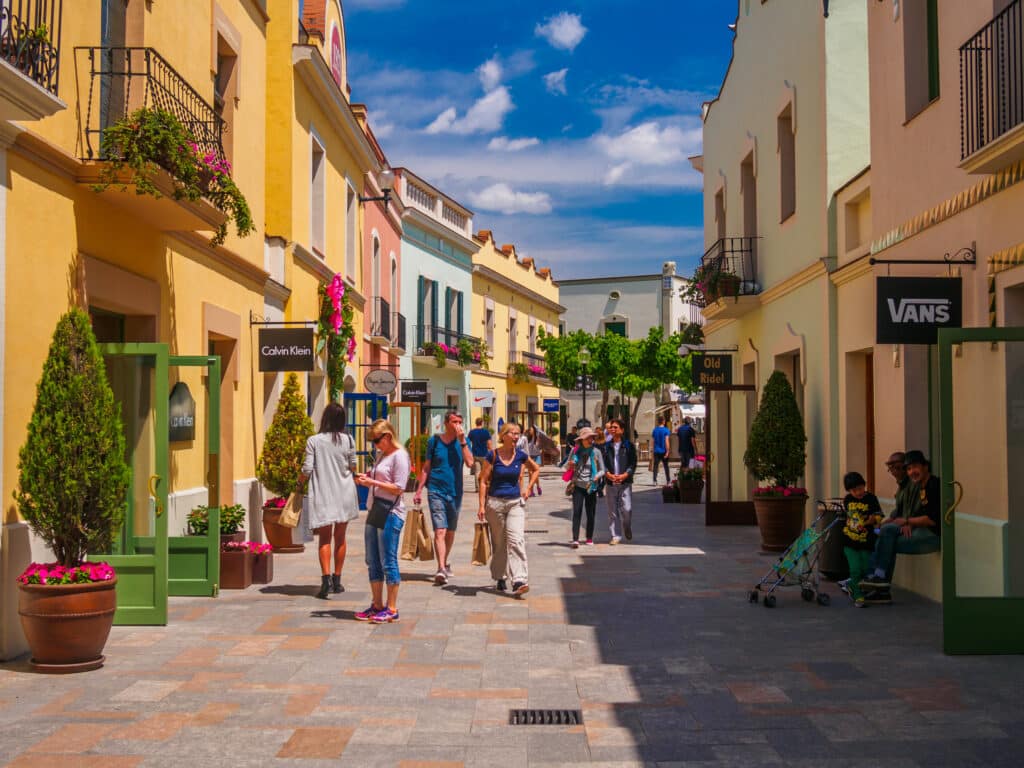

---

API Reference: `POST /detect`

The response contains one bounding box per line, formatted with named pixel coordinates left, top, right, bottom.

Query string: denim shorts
left=428, top=493, right=461, bottom=532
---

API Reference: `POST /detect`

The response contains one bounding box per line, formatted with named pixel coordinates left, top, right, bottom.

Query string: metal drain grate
left=524, top=529, right=549, bottom=534
left=509, top=709, right=583, bottom=726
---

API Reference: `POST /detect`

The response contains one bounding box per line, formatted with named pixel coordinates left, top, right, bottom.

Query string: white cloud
left=603, top=162, right=631, bottom=186
left=595, top=121, right=701, bottom=167
left=488, top=136, right=541, bottom=152
left=424, top=86, right=514, bottom=135
left=543, top=68, right=568, bottom=95
left=469, top=183, right=553, bottom=215
left=535, top=12, right=587, bottom=52
left=478, top=56, right=503, bottom=92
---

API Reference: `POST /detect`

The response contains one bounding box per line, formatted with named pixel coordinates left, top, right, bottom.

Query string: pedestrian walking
left=478, top=422, right=540, bottom=596
left=839, top=471, right=882, bottom=607
left=353, top=419, right=411, bottom=623
left=413, top=411, right=474, bottom=585
left=676, top=417, right=697, bottom=468
left=467, top=418, right=493, bottom=492
left=298, top=402, right=358, bottom=599
left=567, top=427, right=606, bottom=548
left=523, top=425, right=543, bottom=496
left=601, top=418, right=637, bottom=544
left=651, top=415, right=671, bottom=484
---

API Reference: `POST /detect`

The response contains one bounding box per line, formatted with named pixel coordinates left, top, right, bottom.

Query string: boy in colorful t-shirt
left=841, top=471, right=882, bottom=607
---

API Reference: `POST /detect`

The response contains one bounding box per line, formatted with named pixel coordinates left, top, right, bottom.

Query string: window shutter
left=417, top=276, right=425, bottom=347
left=456, top=291, right=464, bottom=334
left=431, top=280, right=439, bottom=336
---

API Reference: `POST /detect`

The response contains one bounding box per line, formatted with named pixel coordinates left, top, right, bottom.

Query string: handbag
left=471, top=521, right=492, bottom=566
left=279, top=492, right=302, bottom=528
left=365, top=456, right=399, bottom=529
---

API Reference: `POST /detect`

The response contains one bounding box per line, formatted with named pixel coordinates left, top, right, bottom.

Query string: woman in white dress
left=299, top=403, right=359, bottom=599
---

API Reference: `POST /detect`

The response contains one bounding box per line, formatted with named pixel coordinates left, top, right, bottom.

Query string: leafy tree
left=621, top=328, right=693, bottom=427
left=537, top=328, right=591, bottom=390
left=15, top=308, right=130, bottom=567
left=743, top=371, right=807, bottom=487
left=257, top=372, right=314, bottom=497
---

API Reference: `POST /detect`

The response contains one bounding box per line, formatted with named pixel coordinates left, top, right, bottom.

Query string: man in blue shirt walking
left=466, top=418, right=493, bottom=492
left=651, top=416, right=671, bottom=485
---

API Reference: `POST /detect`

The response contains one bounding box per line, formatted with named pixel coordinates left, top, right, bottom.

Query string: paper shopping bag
left=400, top=506, right=420, bottom=561
left=471, top=522, right=492, bottom=566
left=278, top=492, right=302, bottom=528
left=416, top=509, right=435, bottom=561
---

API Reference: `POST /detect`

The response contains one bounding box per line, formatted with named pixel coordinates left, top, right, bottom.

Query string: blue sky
left=343, top=0, right=738, bottom=280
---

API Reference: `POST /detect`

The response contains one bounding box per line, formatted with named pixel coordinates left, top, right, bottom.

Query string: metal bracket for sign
left=249, top=310, right=316, bottom=327
left=359, top=362, right=400, bottom=368
left=869, top=242, right=976, bottom=275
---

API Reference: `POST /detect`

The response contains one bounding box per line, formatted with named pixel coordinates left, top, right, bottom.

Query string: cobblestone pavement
left=3, top=471, right=1024, bottom=767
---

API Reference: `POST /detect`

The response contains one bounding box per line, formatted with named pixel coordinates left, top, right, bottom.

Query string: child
left=841, top=471, right=882, bottom=607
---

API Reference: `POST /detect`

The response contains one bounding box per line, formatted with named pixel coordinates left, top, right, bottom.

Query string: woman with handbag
left=567, top=427, right=606, bottom=548
left=354, top=419, right=411, bottom=623
left=477, top=422, right=540, bottom=596
left=299, top=403, right=359, bottom=599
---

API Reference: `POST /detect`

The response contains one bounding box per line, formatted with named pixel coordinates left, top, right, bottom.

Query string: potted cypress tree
left=15, top=309, right=130, bottom=672
left=743, top=371, right=808, bottom=551
left=257, top=373, right=314, bottom=553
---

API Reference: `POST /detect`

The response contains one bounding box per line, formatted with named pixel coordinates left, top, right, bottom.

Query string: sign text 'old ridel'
left=876, top=277, right=962, bottom=345
left=258, top=328, right=315, bottom=372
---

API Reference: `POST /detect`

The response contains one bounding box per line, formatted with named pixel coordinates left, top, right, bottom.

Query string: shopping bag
left=278, top=492, right=302, bottom=528
left=416, top=509, right=435, bottom=561
left=471, top=522, right=492, bottom=566
left=400, top=506, right=420, bottom=561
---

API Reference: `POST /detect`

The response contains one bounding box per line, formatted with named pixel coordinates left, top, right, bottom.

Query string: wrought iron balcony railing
left=391, top=312, right=407, bottom=350
left=77, top=47, right=224, bottom=164
left=371, top=297, right=390, bottom=340
left=509, top=351, right=548, bottom=378
left=696, top=236, right=759, bottom=307
left=0, top=0, right=62, bottom=95
left=960, top=0, right=1024, bottom=160
left=416, top=325, right=482, bottom=360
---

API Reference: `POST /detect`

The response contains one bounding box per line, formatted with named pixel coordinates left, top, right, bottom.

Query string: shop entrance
left=705, top=384, right=758, bottom=526
left=938, top=327, right=1024, bottom=654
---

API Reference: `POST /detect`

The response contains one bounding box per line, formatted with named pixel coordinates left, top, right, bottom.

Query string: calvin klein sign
left=169, top=382, right=196, bottom=442
left=876, top=277, right=962, bottom=344
left=258, top=328, right=315, bottom=372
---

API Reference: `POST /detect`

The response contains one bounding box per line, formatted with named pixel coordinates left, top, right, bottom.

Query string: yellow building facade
left=469, top=232, right=563, bottom=441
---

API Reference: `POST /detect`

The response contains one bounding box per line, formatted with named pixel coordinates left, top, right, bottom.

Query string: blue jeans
left=365, top=512, right=404, bottom=585
left=652, top=453, right=670, bottom=483
left=871, top=523, right=941, bottom=581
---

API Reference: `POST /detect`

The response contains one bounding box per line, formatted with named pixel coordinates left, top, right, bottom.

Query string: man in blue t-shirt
left=651, top=416, right=671, bottom=484
left=467, top=418, right=493, bottom=491
left=413, top=411, right=474, bottom=585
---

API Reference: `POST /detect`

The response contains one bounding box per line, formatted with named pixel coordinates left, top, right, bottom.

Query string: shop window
left=903, top=0, right=939, bottom=120
left=778, top=104, right=795, bottom=222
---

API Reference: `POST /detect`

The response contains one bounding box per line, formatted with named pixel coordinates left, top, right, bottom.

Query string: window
left=714, top=188, right=726, bottom=240
left=509, top=314, right=518, bottom=356
left=778, top=104, right=795, bottom=222
left=528, top=320, right=537, bottom=354
left=346, top=186, right=357, bottom=279
left=310, top=137, right=325, bottom=254
left=371, top=236, right=381, bottom=299
left=605, top=321, right=626, bottom=337
left=214, top=40, right=238, bottom=166
left=903, top=0, right=940, bottom=120
left=741, top=151, right=757, bottom=236
left=390, top=255, right=398, bottom=305
left=485, top=306, right=495, bottom=349
left=417, top=276, right=438, bottom=346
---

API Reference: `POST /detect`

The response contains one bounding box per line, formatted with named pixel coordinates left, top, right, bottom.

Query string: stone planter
left=678, top=480, right=705, bottom=504
left=18, top=576, right=118, bottom=673
left=661, top=484, right=680, bottom=503
left=752, top=496, right=808, bottom=552
left=251, top=552, right=274, bottom=584
left=262, top=506, right=304, bottom=553
left=219, top=550, right=252, bottom=590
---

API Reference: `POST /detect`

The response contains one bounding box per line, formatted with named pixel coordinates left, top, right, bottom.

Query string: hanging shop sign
left=470, top=389, right=496, bottom=408
left=258, top=328, right=315, bottom=372
left=399, top=380, right=429, bottom=404
left=693, top=354, right=732, bottom=388
left=169, top=382, right=196, bottom=442
left=364, top=368, right=398, bottom=396
left=542, top=397, right=561, bottom=413
left=876, top=277, right=962, bottom=344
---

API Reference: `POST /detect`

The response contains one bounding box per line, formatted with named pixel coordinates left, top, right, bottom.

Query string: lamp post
left=578, top=346, right=591, bottom=428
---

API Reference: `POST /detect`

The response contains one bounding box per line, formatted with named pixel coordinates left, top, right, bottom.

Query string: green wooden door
left=937, top=327, right=1024, bottom=654
left=99, top=344, right=169, bottom=625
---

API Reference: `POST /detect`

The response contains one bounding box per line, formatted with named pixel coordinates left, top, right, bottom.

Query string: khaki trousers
left=484, top=496, right=528, bottom=584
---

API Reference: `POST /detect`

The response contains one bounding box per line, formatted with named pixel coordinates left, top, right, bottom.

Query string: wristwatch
left=460, top=441, right=468, bottom=447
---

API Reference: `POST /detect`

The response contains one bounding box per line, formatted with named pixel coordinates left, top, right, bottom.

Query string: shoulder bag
left=366, top=456, right=400, bottom=529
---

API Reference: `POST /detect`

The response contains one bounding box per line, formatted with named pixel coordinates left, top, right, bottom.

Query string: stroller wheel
left=749, top=589, right=759, bottom=603
left=763, top=594, right=777, bottom=608
left=816, top=593, right=831, bottom=606
left=801, top=587, right=815, bottom=602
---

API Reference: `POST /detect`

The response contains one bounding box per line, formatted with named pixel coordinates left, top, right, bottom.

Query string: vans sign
left=876, top=277, right=962, bottom=344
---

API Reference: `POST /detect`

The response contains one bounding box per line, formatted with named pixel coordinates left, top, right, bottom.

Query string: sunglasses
left=371, top=435, right=388, bottom=445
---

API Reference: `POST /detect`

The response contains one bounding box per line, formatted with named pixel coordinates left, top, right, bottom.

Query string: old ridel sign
left=258, top=328, right=315, bottom=372
left=876, top=277, right=962, bottom=344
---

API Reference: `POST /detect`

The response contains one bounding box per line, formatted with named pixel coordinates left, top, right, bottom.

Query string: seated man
left=861, top=450, right=941, bottom=602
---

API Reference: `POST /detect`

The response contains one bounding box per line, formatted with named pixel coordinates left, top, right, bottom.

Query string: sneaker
left=496, top=579, right=507, bottom=592
left=838, top=578, right=851, bottom=596
left=863, top=589, right=893, bottom=605
left=585, top=539, right=594, bottom=546
left=610, top=537, right=620, bottom=546
left=355, top=604, right=381, bottom=621
left=512, top=581, right=530, bottom=596
left=370, top=608, right=399, bottom=623
left=434, top=570, right=448, bottom=586
left=624, top=523, right=632, bottom=541
left=860, top=575, right=891, bottom=589
left=571, top=540, right=580, bottom=549
left=445, top=564, right=454, bottom=578
left=853, top=597, right=866, bottom=608
left=537, top=486, right=543, bottom=496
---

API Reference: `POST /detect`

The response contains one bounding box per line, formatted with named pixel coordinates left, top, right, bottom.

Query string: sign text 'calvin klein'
left=258, top=328, right=315, bottom=372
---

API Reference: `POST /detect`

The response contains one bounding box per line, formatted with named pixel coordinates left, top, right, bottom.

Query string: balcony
left=0, top=0, right=64, bottom=122
left=390, top=311, right=407, bottom=353
left=413, top=325, right=484, bottom=369
left=509, top=351, right=549, bottom=381
left=74, top=46, right=227, bottom=234
left=695, top=236, right=760, bottom=321
left=960, top=0, right=1024, bottom=173
left=370, top=297, right=390, bottom=345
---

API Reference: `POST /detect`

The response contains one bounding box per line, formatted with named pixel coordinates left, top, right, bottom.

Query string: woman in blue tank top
left=477, top=422, right=540, bottom=596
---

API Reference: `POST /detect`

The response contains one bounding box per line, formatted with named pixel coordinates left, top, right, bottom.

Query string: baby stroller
left=748, top=500, right=845, bottom=608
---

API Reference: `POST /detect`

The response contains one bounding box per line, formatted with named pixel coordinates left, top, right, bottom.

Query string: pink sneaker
left=585, top=539, right=594, bottom=546
left=370, top=608, right=399, bottom=624
left=355, top=604, right=381, bottom=621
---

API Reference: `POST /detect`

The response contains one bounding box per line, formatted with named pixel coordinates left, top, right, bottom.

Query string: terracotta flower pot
left=219, top=550, right=252, bottom=590
left=220, top=531, right=245, bottom=546
left=752, top=496, right=808, bottom=552
left=661, top=484, right=680, bottom=503
left=18, top=576, right=118, bottom=673
left=678, top=480, right=705, bottom=504
left=262, top=506, right=305, bottom=553
left=252, top=552, right=274, bottom=584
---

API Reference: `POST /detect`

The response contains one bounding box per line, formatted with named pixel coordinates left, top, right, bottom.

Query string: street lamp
left=677, top=343, right=739, bottom=358
left=358, top=167, right=396, bottom=211
left=578, top=346, right=591, bottom=428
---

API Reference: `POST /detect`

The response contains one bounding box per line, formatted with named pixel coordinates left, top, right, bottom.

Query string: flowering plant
left=677, top=467, right=705, bottom=483
left=265, top=496, right=288, bottom=509
left=421, top=341, right=451, bottom=368
left=316, top=274, right=356, bottom=401
left=527, top=363, right=547, bottom=377
left=752, top=486, right=808, bottom=498
left=18, top=561, right=116, bottom=585
left=222, top=541, right=273, bottom=554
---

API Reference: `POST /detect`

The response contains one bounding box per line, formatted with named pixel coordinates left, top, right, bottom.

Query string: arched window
left=390, top=253, right=398, bottom=304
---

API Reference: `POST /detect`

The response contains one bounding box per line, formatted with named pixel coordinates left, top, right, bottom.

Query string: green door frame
left=99, top=343, right=169, bottom=626
left=938, top=327, right=1024, bottom=654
